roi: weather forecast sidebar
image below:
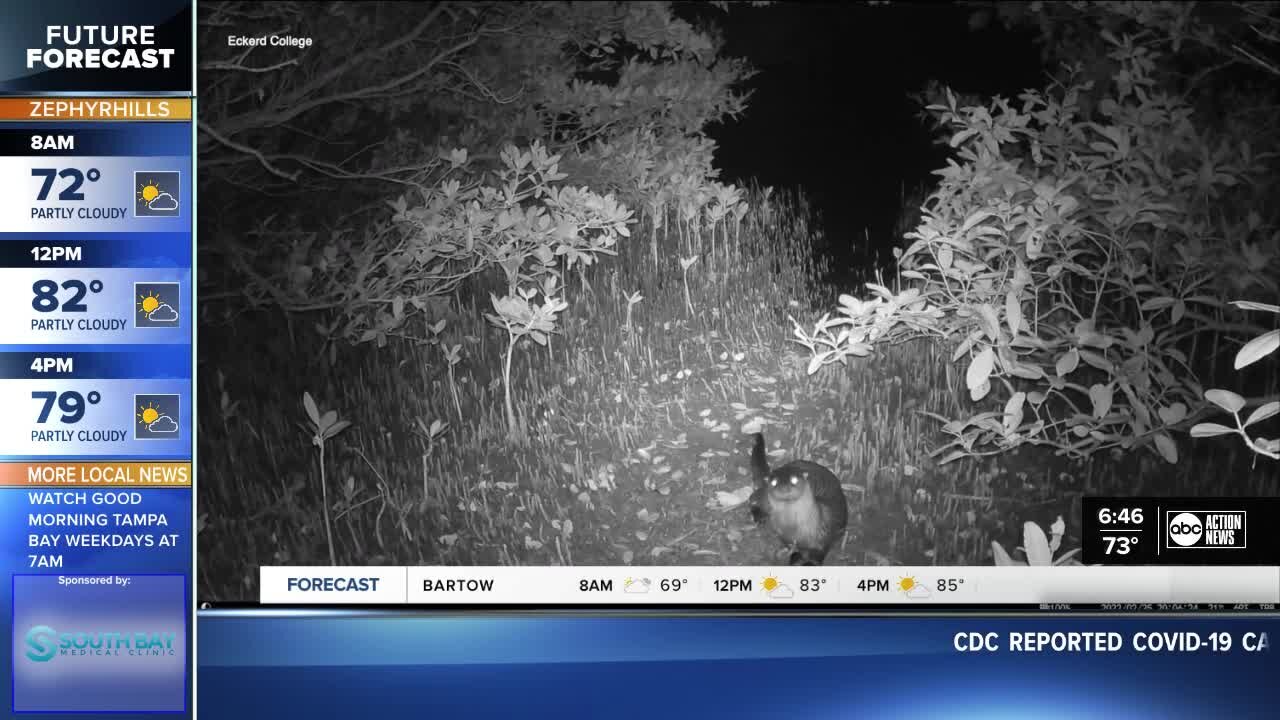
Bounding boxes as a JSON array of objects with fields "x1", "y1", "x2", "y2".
[{"x1": 0, "y1": 2, "x2": 195, "y2": 716}]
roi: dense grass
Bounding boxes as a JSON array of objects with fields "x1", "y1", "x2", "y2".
[{"x1": 198, "y1": 186, "x2": 1278, "y2": 600}]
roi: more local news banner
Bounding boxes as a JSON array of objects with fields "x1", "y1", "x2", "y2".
[{"x1": 0, "y1": 2, "x2": 194, "y2": 715}]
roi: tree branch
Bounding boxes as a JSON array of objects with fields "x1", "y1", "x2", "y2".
[{"x1": 198, "y1": 119, "x2": 301, "y2": 181}]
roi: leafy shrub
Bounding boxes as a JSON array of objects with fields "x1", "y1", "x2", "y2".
[
  {"x1": 1191, "y1": 301, "x2": 1280, "y2": 460},
  {"x1": 992, "y1": 516, "x2": 1081, "y2": 566},
  {"x1": 200, "y1": 1, "x2": 754, "y2": 345},
  {"x1": 799, "y1": 28, "x2": 1278, "y2": 466}
]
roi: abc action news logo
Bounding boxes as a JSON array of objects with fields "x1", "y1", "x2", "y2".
[{"x1": 1166, "y1": 511, "x2": 1247, "y2": 549}]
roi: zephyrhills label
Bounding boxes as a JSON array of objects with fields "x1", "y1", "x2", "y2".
[{"x1": 1166, "y1": 510, "x2": 1247, "y2": 550}]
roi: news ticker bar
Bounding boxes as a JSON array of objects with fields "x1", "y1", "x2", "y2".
[
  {"x1": 1083, "y1": 497, "x2": 1280, "y2": 564},
  {"x1": 260, "y1": 566, "x2": 1280, "y2": 605}
]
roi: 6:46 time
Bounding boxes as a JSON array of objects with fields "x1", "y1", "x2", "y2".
[{"x1": 1097, "y1": 507, "x2": 1144, "y2": 525}]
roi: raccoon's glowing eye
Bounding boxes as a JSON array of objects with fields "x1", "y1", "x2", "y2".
[
  {"x1": 769, "y1": 478, "x2": 777, "y2": 487},
  {"x1": 789, "y1": 476, "x2": 798, "y2": 485}
]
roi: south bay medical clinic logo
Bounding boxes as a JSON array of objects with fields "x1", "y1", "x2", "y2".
[
  {"x1": 23, "y1": 625, "x2": 177, "y2": 663},
  {"x1": 1165, "y1": 511, "x2": 1247, "y2": 549}
]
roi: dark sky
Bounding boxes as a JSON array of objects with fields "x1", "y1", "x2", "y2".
[{"x1": 706, "y1": 2, "x2": 1045, "y2": 266}]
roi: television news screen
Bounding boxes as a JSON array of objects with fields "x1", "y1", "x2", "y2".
[{"x1": 0, "y1": 0, "x2": 1277, "y2": 717}]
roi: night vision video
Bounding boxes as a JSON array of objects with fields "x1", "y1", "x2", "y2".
[{"x1": 196, "y1": 1, "x2": 1280, "y2": 600}]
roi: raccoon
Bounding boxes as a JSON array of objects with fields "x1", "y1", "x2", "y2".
[{"x1": 748, "y1": 432, "x2": 848, "y2": 566}]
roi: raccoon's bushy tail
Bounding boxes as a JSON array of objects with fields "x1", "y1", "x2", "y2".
[{"x1": 750, "y1": 432, "x2": 769, "y2": 484}]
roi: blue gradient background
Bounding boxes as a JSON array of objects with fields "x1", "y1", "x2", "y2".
[
  {"x1": 0, "y1": 348, "x2": 189, "y2": 379},
  {"x1": 0, "y1": 488, "x2": 190, "y2": 717},
  {"x1": 0, "y1": 488, "x2": 191, "y2": 571},
  {"x1": 12, "y1": 574, "x2": 186, "y2": 713},
  {"x1": 0, "y1": 233, "x2": 193, "y2": 268},
  {"x1": 197, "y1": 613, "x2": 1280, "y2": 719},
  {"x1": 0, "y1": 125, "x2": 190, "y2": 156}
]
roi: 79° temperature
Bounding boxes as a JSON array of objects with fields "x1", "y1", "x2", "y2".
[{"x1": 33, "y1": 390, "x2": 101, "y2": 424}]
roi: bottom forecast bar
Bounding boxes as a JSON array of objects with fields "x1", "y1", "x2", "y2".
[{"x1": 257, "y1": 565, "x2": 1280, "y2": 605}]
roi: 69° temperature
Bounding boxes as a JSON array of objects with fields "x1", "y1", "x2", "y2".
[{"x1": 32, "y1": 390, "x2": 101, "y2": 424}]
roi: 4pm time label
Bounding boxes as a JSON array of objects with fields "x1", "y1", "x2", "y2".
[{"x1": 0, "y1": 268, "x2": 188, "y2": 344}]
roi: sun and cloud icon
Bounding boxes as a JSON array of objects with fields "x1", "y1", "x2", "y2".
[
  {"x1": 134, "y1": 171, "x2": 180, "y2": 217},
  {"x1": 762, "y1": 574, "x2": 794, "y2": 600},
  {"x1": 898, "y1": 576, "x2": 931, "y2": 599},
  {"x1": 135, "y1": 394, "x2": 180, "y2": 440},
  {"x1": 623, "y1": 578, "x2": 651, "y2": 594},
  {"x1": 134, "y1": 282, "x2": 181, "y2": 328}
]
